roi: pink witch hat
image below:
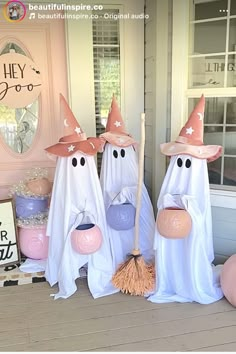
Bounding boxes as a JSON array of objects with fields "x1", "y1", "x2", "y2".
[
  {"x1": 99, "y1": 96, "x2": 137, "y2": 147},
  {"x1": 45, "y1": 94, "x2": 103, "y2": 157},
  {"x1": 161, "y1": 95, "x2": 222, "y2": 162}
]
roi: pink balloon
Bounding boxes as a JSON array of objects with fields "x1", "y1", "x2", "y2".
[{"x1": 220, "y1": 254, "x2": 236, "y2": 307}]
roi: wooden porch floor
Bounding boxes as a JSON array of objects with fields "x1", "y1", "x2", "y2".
[{"x1": 0, "y1": 278, "x2": 236, "y2": 352}]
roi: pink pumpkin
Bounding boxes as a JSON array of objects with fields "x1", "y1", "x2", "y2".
[
  {"x1": 157, "y1": 208, "x2": 192, "y2": 239},
  {"x1": 18, "y1": 225, "x2": 49, "y2": 259},
  {"x1": 71, "y1": 224, "x2": 102, "y2": 255},
  {"x1": 220, "y1": 254, "x2": 236, "y2": 307},
  {"x1": 26, "y1": 178, "x2": 52, "y2": 196}
]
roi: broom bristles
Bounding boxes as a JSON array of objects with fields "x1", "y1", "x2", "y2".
[{"x1": 112, "y1": 254, "x2": 155, "y2": 296}]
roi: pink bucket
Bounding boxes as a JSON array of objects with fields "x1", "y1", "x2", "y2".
[
  {"x1": 156, "y1": 208, "x2": 192, "y2": 239},
  {"x1": 18, "y1": 225, "x2": 49, "y2": 259},
  {"x1": 71, "y1": 223, "x2": 102, "y2": 255}
]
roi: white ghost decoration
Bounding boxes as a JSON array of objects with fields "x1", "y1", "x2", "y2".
[
  {"x1": 148, "y1": 154, "x2": 223, "y2": 304},
  {"x1": 45, "y1": 151, "x2": 119, "y2": 299},
  {"x1": 100, "y1": 143, "x2": 155, "y2": 269}
]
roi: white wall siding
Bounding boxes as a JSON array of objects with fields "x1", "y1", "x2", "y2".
[
  {"x1": 144, "y1": 0, "x2": 156, "y2": 199},
  {"x1": 144, "y1": 0, "x2": 170, "y2": 210},
  {"x1": 212, "y1": 206, "x2": 236, "y2": 264}
]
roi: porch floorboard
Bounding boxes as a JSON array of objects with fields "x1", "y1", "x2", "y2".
[{"x1": 0, "y1": 278, "x2": 235, "y2": 352}]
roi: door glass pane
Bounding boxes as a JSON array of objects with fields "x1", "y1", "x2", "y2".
[
  {"x1": 190, "y1": 20, "x2": 227, "y2": 55},
  {"x1": 0, "y1": 42, "x2": 39, "y2": 154},
  {"x1": 192, "y1": 0, "x2": 228, "y2": 21},
  {"x1": 0, "y1": 100, "x2": 39, "y2": 154}
]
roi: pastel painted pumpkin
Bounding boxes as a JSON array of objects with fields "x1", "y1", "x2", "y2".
[
  {"x1": 156, "y1": 208, "x2": 192, "y2": 239},
  {"x1": 18, "y1": 225, "x2": 49, "y2": 260},
  {"x1": 220, "y1": 254, "x2": 236, "y2": 307},
  {"x1": 106, "y1": 203, "x2": 136, "y2": 231},
  {"x1": 26, "y1": 177, "x2": 52, "y2": 196},
  {"x1": 71, "y1": 224, "x2": 102, "y2": 255}
]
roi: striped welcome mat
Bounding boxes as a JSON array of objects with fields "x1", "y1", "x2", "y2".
[
  {"x1": 0, "y1": 257, "x2": 46, "y2": 287},
  {"x1": 0, "y1": 260, "x2": 87, "y2": 287}
]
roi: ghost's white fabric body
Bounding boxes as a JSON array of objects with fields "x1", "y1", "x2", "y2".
[
  {"x1": 100, "y1": 143, "x2": 155, "y2": 269},
  {"x1": 148, "y1": 154, "x2": 223, "y2": 304},
  {"x1": 45, "y1": 151, "x2": 118, "y2": 299}
]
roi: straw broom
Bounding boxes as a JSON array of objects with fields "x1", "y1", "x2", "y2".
[{"x1": 112, "y1": 113, "x2": 155, "y2": 296}]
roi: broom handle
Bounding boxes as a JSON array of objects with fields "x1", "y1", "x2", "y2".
[{"x1": 133, "y1": 113, "x2": 145, "y2": 252}]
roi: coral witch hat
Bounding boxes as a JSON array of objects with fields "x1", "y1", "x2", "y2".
[
  {"x1": 45, "y1": 94, "x2": 102, "y2": 157},
  {"x1": 100, "y1": 95, "x2": 137, "y2": 147},
  {"x1": 161, "y1": 95, "x2": 222, "y2": 162}
]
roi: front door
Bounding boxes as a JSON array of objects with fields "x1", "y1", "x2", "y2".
[{"x1": 0, "y1": 9, "x2": 68, "y2": 198}]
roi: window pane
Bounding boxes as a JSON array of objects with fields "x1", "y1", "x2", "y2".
[
  {"x1": 204, "y1": 97, "x2": 224, "y2": 127},
  {"x1": 229, "y1": 18, "x2": 236, "y2": 52},
  {"x1": 189, "y1": 97, "x2": 224, "y2": 127},
  {"x1": 208, "y1": 157, "x2": 222, "y2": 185},
  {"x1": 226, "y1": 98, "x2": 236, "y2": 125},
  {"x1": 225, "y1": 127, "x2": 236, "y2": 154},
  {"x1": 231, "y1": 0, "x2": 236, "y2": 15},
  {"x1": 189, "y1": 55, "x2": 225, "y2": 88},
  {"x1": 190, "y1": 20, "x2": 227, "y2": 55},
  {"x1": 192, "y1": 0, "x2": 228, "y2": 21},
  {"x1": 92, "y1": 10, "x2": 120, "y2": 133},
  {"x1": 224, "y1": 157, "x2": 236, "y2": 186},
  {"x1": 188, "y1": 1, "x2": 236, "y2": 189},
  {"x1": 204, "y1": 126, "x2": 223, "y2": 147},
  {"x1": 226, "y1": 54, "x2": 236, "y2": 87},
  {"x1": 92, "y1": 9, "x2": 121, "y2": 173}
]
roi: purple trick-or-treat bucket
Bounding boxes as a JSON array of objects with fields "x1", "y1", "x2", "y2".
[
  {"x1": 71, "y1": 223, "x2": 103, "y2": 255},
  {"x1": 106, "y1": 203, "x2": 136, "y2": 231},
  {"x1": 15, "y1": 194, "x2": 49, "y2": 218}
]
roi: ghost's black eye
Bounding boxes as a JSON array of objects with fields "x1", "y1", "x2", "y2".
[
  {"x1": 121, "y1": 149, "x2": 125, "y2": 158},
  {"x1": 80, "y1": 157, "x2": 85, "y2": 166},
  {"x1": 177, "y1": 158, "x2": 183, "y2": 167},
  {"x1": 185, "y1": 159, "x2": 191, "y2": 168},
  {"x1": 113, "y1": 150, "x2": 118, "y2": 158},
  {"x1": 72, "y1": 158, "x2": 77, "y2": 167}
]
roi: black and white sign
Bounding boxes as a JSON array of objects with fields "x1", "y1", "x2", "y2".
[{"x1": 0, "y1": 199, "x2": 20, "y2": 266}]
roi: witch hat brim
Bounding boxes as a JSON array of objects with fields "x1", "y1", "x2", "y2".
[
  {"x1": 160, "y1": 141, "x2": 222, "y2": 162},
  {"x1": 100, "y1": 131, "x2": 137, "y2": 148},
  {"x1": 45, "y1": 137, "x2": 104, "y2": 157}
]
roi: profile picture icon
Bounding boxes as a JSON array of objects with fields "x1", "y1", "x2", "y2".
[{"x1": 3, "y1": 0, "x2": 26, "y2": 22}]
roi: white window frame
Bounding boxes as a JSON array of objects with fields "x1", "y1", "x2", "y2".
[
  {"x1": 172, "y1": 0, "x2": 236, "y2": 209},
  {"x1": 65, "y1": 0, "x2": 145, "y2": 143}
]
